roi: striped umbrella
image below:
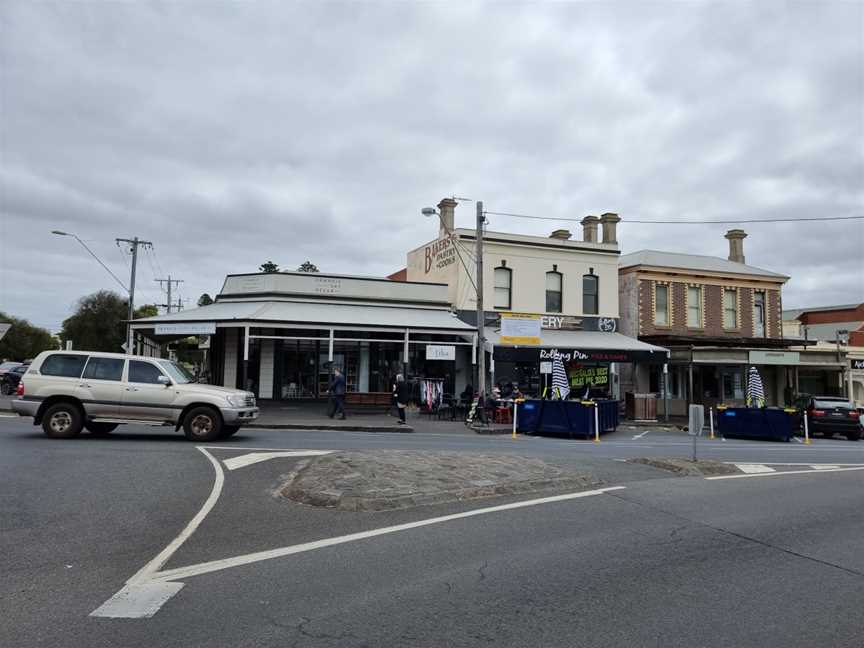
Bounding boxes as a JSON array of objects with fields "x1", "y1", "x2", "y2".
[
  {"x1": 746, "y1": 366, "x2": 765, "y2": 408},
  {"x1": 551, "y1": 356, "x2": 571, "y2": 400}
]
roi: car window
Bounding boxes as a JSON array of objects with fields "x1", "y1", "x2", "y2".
[
  {"x1": 128, "y1": 360, "x2": 166, "y2": 384},
  {"x1": 82, "y1": 357, "x2": 125, "y2": 382},
  {"x1": 158, "y1": 360, "x2": 193, "y2": 384},
  {"x1": 814, "y1": 399, "x2": 852, "y2": 409},
  {"x1": 40, "y1": 354, "x2": 88, "y2": 378},
  {"x1": 0, "y1": 362, "x2": 20, "y2": 371}
]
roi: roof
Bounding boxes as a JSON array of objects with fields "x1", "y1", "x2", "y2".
[
  {"x1": 484, "y1": 328, "x2": 668, "y2": 354},
  {"x1": 619, "y1": 250, "x2": 788, "y2": 280},
  {"x1": 801, "y1": 321, "x2": 864, "y2": 342},
  {"x1": 132, "y1": 300, "x2": 475, "y2": 331},
  {"x1": 783, "y1": 303, "x2": 863, "y2": 320}
]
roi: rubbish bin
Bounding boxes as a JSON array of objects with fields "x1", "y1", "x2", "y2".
[
  {"x1": 717, "y1": 407, "x2": 797, "y2": 442},
  {"x1": 625, "y1": 393, "x2": 657, "y2": 421}
]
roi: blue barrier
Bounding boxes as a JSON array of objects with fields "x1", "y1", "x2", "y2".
[
  {"x1": 716, "y1": 407, "x2": 797, "y2": 442},
  {"x1": 517, "y1": 399, "x2": 619, "y2": 438}
]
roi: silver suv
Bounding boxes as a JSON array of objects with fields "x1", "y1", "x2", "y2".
[{"x1": 11, "y1": 351, "x2": 258, "y2": 441}]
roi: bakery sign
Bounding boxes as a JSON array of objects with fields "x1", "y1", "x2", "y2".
[{"x1": 424, "y1": 235, "x2": 457, "y2": 274}]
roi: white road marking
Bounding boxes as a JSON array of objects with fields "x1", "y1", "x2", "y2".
[
  {"x1": 631, "y1": 431, "x2": 650, "y2": 440},
  {"x1": 152, "y1": 486, "x2": 626, "y2": 584},
  {"x1": 811, "y1": 465, "x2": 840, "y2": 470},
  {"x1": 736, "y1": 464, "x2": 776, "y2": 474},
  {"x1": 223, "y1": 450, "x2": 333, "y2": 471},
  {"x1": 90, "y1": 582, "x2": 185, "y2": 619},
  {"x1": 706, "y1": 466, "x2": 864, "y2": 480},
  {"x1": 0, "y1": 413, "x2": 18, "y2": 418},
  {"x1": 91, "y1": 446, "x2": 225, "y2": 618},
  {"x1": 792, "y1": 436, "x2": 803, "y2": 444}
]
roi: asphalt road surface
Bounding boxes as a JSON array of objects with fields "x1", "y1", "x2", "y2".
[{"x1": 2, "y1": 415, "x2": 863, "y2": 647}]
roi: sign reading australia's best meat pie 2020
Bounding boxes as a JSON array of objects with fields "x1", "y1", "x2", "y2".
[{"x1": 424, "y1": 236, "x2": 457, "y2": 273}]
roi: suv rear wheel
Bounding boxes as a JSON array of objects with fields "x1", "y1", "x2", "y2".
[
  {"x1": 42, "y1": 403, "x2": 84, "y2": 439},
  {"x1": 845, "y1": 428, "x2": 861, "y2": 441},
  {"x1": 183, "y1": 406, "x2": 222, "y2": 442}
]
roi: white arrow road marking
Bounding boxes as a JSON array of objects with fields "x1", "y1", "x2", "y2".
[
  {"x1": 631, "y1": 431, "x2": 650, "y2": 440},
  {"x1": 223, "y1": 450, "x2": 333, "y2": 471},
  {"x1": 91, "y1": 447, "x2": 625, "y2": 620},
  {"x1": 736, "y1": 464, "x2": 776, "y2": 474}
]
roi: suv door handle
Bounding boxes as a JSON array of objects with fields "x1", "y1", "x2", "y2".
[
  {"x1": 125, "y1": 387, "x2": 140, "y2": 392},
  {"x1": 79, "y1": 383, "x2": 92, "y2": 388}
]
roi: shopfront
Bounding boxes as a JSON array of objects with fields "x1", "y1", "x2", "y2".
[
  {"x1": 486, "y1": 329, "x2": 669, "y2": 399},
  {"x1": 132, "y1": 272, "x2": 476, "y2": 400}
]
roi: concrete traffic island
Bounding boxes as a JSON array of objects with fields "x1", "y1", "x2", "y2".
[
  {"x1": 628, "y1": 457, "x2": 743, "y2": 477},
  {"x1": 279, "y1": 450, "x2": 601, "y2": 511}
]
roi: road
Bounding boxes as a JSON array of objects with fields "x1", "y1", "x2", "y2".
[{"x1": 2, "y1": 415, "x2": 863, "y2": 647}]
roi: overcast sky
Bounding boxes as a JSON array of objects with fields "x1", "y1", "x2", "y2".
[{"x1": 1, "y1": 1, "x2": 862, "y2": 332}]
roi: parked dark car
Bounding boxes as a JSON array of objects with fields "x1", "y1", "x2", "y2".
[
  {"x1": 0, "y1": 361, "x2": 22, "y2": 377},
  {"x1": 797, "y1": 396, "x2": 862, "y2": 441},
  {"x1": 0, "y1": 365, "x2": 28, "y2": 395}
]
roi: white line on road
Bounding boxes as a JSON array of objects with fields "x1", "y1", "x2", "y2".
[
  {"x1": 223, "y1": 450, "x2": 333, "y2": 470},
  {"x1": 736, "y1": 464, "x2": 776, "y2": 474},
  {"x1": 706, "y1": 466, "x2": 864, "y2": 480},
  {"x1": 152, "y1": 486, "x2": 626, "y2": 584},
  {"x1": 631, "y1": 431, "x2": 650, "y2": 440}
]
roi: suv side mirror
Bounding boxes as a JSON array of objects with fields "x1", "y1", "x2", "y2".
[{"x1": 157, "y1": 375, "x2": 172, "y2": 387}]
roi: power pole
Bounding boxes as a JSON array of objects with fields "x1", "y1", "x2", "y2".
[
  {"x1": 155, "y1": 275, "x2": 184, "y2": 314},
  {"x1": 476, "y1": 201, "x2": 486, "y2": 405},
  {"x1": 116, "y1": 237, "x2": 152, "y2": 354}
]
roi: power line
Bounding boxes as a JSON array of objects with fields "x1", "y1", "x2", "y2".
[{"x1": 483, "y1": 211, "x2": 864, "y2": 225}]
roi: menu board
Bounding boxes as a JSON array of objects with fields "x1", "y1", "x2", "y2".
[{"x1": 569, "y1": 365, "x2": 609, "y2": 388}]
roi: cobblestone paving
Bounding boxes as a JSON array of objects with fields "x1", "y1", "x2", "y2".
[{"x1": 280, "y1": 450, "x2": 601, "y2": 511}]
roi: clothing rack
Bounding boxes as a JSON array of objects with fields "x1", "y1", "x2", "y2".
[{"x1": 418, "y1": 378, "x2": 445, "y2": 411}]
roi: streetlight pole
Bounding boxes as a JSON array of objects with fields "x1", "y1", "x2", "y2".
[{"x1": 475, "y1": 201, "x2": 486, "y2": 404}]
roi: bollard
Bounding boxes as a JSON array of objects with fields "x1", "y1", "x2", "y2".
[
  {"x1": 512, "y1": 400, "x2": 518, "y2": 439},
  {"x1": 803, "y1": 411, "x2": 811, "y2": 445},
  {"x1": 594, "y1": 402, "x2": 600, "y2": 443},
  {"x1": 688, "y1": 404, "x2": 705, "y2": 461},
  {"x1": 709, "y1": 408, "x2": 715, "y2": 440}
]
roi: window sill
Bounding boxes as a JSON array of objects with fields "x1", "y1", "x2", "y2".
[{"x1": 652, "y1": 324, "x2": 672, "y2": 330}]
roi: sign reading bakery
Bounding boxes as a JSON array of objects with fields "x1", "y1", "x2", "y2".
[{"x1": 424, "y1": 235, "x2": 457, "y2": 273}]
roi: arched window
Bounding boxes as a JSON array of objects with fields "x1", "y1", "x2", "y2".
[
  {"x1": 545, "y1": 270, "x2": 562, "y2": 313},
  {"x1": 583, "y1": 273, "x2": 598, "y2": 315},
  {"x1": 494, "y1": 266, "x2": 512, "y2": 310}
]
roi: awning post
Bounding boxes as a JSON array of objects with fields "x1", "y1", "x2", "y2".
[{"x1": 328, "y1": 328, "x2": 334, "y2": 362}]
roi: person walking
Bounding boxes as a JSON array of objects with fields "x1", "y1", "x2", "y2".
[
  {"x1": 328, "y1": 368, "x2": 347, "y2": 420},
  {"x1": 394, "y1": 374, "x2": 411, "y2": 425}
]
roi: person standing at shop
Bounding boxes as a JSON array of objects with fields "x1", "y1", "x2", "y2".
[
  {"x1": 328, "y1": 368, "x2": 347, "y2": 420},
  {"x1": 395, "y1": 374, "x2": 411, "y2": 425}
]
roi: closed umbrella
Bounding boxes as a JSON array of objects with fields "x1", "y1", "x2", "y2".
[
  {"x1": 551, "y1": 356, "x2": 571, "y2": 400},
  {"x1": 746, "y1": 366, "x2": 765, "y2": 408}
]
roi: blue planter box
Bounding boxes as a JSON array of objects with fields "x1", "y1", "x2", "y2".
[
  {"x1": 717, "y1": 407, "x2": 797, "y2": 442},
  {"x1": 517, "y1": 399, "x2": 619, "y2": 438}
]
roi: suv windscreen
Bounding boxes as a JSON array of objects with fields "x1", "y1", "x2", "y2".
[
  {"x1": 40, "y1": 354, "x2": 88, "y2": 378},
  {"x1": 128, "y1": 361, "x2": 165, "y2": 384},
  {"x1": 82, "y1": 357, "x2": 125, "y2": 381},
  {"x1": 814, "y1": 399, "x2": 852, "y2": 409},
  {"x1": 157, "y1": 361, "x2": 194, "y2": 384}
]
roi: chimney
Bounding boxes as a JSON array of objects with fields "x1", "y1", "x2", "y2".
[
  {"x1": 581, "y1": 215, "x2": 600, "y2": 243},
  {"x1": 600, "y1": 212, "x2": 621, "y2": 244},
  {"x1": 438, "y1": 198, "x2": 457, "y2": 237},
  {"x1": 549, "y1": 229, "x2": 572, "y2": 240},
  {"x1": 725, "y1": 229, "x2": 747, "y2": 263}
]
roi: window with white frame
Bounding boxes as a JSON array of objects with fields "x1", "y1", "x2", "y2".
[
  {"x1": 687, "y1": 286, "x2": 703, "y2": 328},
  {"x1": 494, "y1": 266, "x2": 512, "y2": 310},
  {"x1": 545, "y1": 270, "x2": 562, "y2": 313},
  {"x1": 723, "y1": 288, "x2": 738, "y2": 329},
  {"x1": 582, "y1": 273, "x2": 598, "y2": 315}
]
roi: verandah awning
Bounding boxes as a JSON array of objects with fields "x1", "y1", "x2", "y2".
[{"x1": 486, "y1": 328, "x2": 669, "y2": 364}]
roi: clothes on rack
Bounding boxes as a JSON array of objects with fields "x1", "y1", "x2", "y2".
[{"x1": 419, "y1": 378, "x2": 445, "y2": 410}]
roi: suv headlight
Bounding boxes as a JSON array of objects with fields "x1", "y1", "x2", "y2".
[{"x1": 226, "y1": 394, "x2": 252, "y2": 407}]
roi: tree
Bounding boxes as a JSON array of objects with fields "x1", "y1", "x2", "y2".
[
  {"x1": 135, "y1": 304, "x2": 159, "y2": 318},
  {"x1": 0, "y1": 312, "x2": 57, "y2": 361},
  {"x1": 197, "y1": 293, "x2": 214, "y2": 307},
  {"x1": 297, "y1": 261, "x2": 319, "y2": 272},
  {"x1": 259, "y1": 261, "x2": 279, "y2": 273},
  {"x1": 60, "y1": 290, "x2": 128, "y2": 352}
]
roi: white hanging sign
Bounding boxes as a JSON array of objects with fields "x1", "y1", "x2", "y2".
[{"x1": 426, "y1": 345, "x2": 456, "y2": 361}]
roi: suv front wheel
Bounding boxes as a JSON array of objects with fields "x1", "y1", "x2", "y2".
[
  {"x1": 42, "y1": 403, "x2": 84, "y2": 439},
  {"x1": 183, "y1": 406, "x2": 223, "y2": 442}
]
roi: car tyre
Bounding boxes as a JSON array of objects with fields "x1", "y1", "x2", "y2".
[
  {"x1": 183, "y1": 406, "x2": 222, "y2": 442},
  {"x1": 221, "y1": 425, "x2": 240, "y2": 438},
  {"x1": 845, "y1": 428, "x2": 861, "y2": 441},
  {"x1": 42, "y1": 403, "x2": 84, "y2": 439},
  {"x1": 85, "y1": 422, "x2": 119, "y2": 436},
  {"x1": 822, "y1": 430, "x2": 833, "y2": 439},
  {"x1": 0, "y1": 382, "x2": 12, "y2": 396}
]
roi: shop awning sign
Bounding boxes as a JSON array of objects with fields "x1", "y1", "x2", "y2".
[
  {"x1": 500, "y1": 313, "x2": 541, "y2": 346},
  {"x1": 852, "y1": 359, "x2": 864, "y2": 371},
  {"x1": 748, "y1": 350, "x2": 800, "y2": 365},
  {"x1": 426, "y1": 345, "x2": 455, "y2": 361},
  {"x1": 155, "y1": 323, "x2": 217, "y2": 336}
]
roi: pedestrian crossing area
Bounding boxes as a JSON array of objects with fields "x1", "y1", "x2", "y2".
[{"x1": 708, "y1": 463, "x2": 864, "y2": 480}]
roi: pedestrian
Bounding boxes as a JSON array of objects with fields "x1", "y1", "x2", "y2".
[
  {"x1": 328, "y1": 368, "x2": 347, "y2": 420},
  {"x1": 394, "y1": 373, "x2": 411, "y2": 425}
]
